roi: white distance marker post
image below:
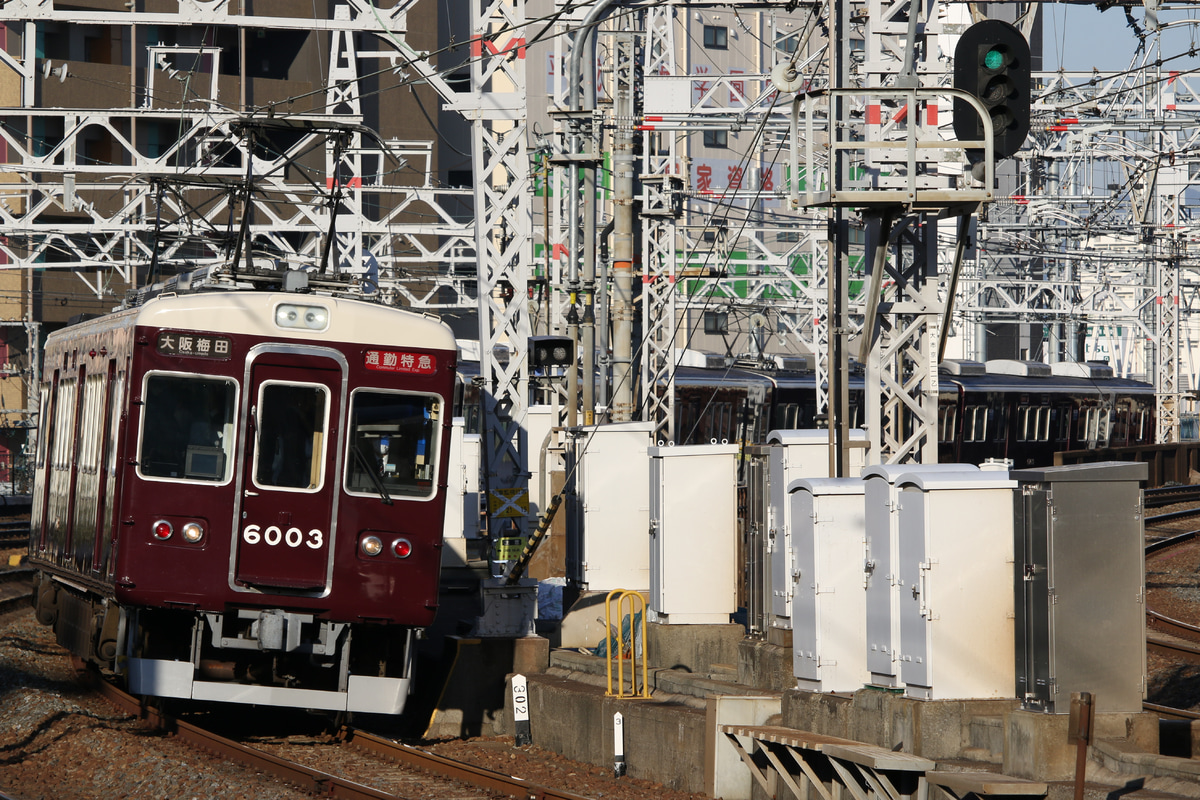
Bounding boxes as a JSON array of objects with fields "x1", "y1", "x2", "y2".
[
  {"x1": 614, "y1": 711, "x2": 626, "y2": 777},
  {"x1": 512, "y1": 673, "x2": 531, "y2": 746}
]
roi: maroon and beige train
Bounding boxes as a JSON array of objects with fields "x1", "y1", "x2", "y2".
[{"x1": 28, "y1": 290, "x2": 457, "y2": 714}]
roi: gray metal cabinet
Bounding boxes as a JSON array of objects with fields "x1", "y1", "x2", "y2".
[{"x1": 1010, "y1": 462, "x2": 1147, "y2": 713}]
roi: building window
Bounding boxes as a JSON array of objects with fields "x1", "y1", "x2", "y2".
[
  {"x1": 704, "y1": 25, "x2": 728, "y2": 49},
  {"x1": 703, "y1": 130, "x2": 728, "y2": 148}
]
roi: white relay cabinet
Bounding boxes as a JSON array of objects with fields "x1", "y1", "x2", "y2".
[
  {"x1": 862, "y1": 463, "x2": 979, "y2": 687},
  {"x1": 566, "y1": 421, "x2": 656, "y2": 593},
  {"x1": 895, "y1": 471, "x2": 1017, "y2": 700},
  {"x1": 789, "y1": 477, "x2": 868, "y2": 692},
  {"x1": 766, "y1": 430, "x2": 866, "y2": 634},
  {"x1": 648, "y1": 443, "x2": 738, "y2": 624}
]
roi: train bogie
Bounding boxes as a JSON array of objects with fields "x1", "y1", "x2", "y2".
[{"x1": 28, "y1": 291, "x2": 457, "y2": 713}]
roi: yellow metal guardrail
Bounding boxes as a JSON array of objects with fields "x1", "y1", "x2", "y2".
[{"x1": 603, "y1": 589, "x2": 650, "y2": 699}]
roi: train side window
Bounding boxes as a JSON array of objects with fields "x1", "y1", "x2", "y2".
[
  {"x1": 849, "y1": 403, "x2": 862, "y2": 429},
  {"x1": 991, "y1": 405, "x2": 1009, "y2": 443},
  {"x1": 139, "y1": 374, "x2": 237, "y2": 483},
  {"x1": 963, "y1": 405, "x2": 987, "y2": 442},
  {"x1": 1110, "y1": 406, "x2": 1128, "y2": 447},
  {"x1": 1016, "y1": 406, "x2": 1032, "y2": 442},
  {"x1": 1096, "y1": 408, "x2": 1111, "y2": 447},
  {"x1": 776, "y1": 403, "x2": 799, "y2": 429},
  {"x1": 78, "y1": 374, "x2": 106, "y2": 475},
  {"x1": 346, "y1": 390, "x2": 441, "y2": 499},
  {"x1": 1015, "y1": 405, "x2": 1049, "y2": 442},
  {"x1": 718, "y1": 402, "x2": 733, "y2": 441},
  {"x1": 937, "y1": 405, "x2": 957, "y2": 443},
  {"x1": 1078, "y1": 406, "x2": 1112, "y2": 448},
  {"x1": 36, "y1": 384, "x2": 51, "y2": 463},
  {"x1": 53, "y1": 377, "x2": 78, "y2": 473},
  {"x1": 678, "y1": 401, "x2": 699, "y2": 444},
  {"x1": 1135, "y1": 409, "x2": 1149, "y2": 442},
  {"x1": 1054, "y1": 406, "x2": 1070, "y2": 442}
]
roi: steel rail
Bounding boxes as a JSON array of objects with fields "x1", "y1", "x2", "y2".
[
  {"x1": 1149, "y1": 610, "x2": 1200, "y2": 643},
  {"x1": 1147, "y1": 632, "x2": 1200, "y2": 666},
  {"x1": 79, "y1": 667, "x2": 408, "y2": 800},
  {"x1": 78, "y1": 661, "x2": 597, "y2": 800},
  {"x1": 1145, "y1": 508, "x2": 1200, "y2": 526},
  {"x1": 1144, "y1": 528, "x2": 1200, "y2": 556},
  {"x1": 1142, "y1": 534, "x2": 1200, "y2": 719},
  {"x1": 336, "y1": 727, "x2": 596, "y2": 800},
  {"x1": 0, "y1": 568, "x2": 33, "y2": 618},
  {"x1": 1145, "y1": 485, "x2": 1200, "y2": 509}
]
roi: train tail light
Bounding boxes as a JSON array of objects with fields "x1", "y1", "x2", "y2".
[
  {"x1": 360, "y1": 534, "x2": 384, "y2": 557},
  {"x1": 391, "y1": 538, "x2": 412, "y2": 558},
  {"x1": 181, "y1": 522, "x2": 205, "y2": 543},
  {"x1": 152, "y1": 520, "x2": 173, "y2": 540}
]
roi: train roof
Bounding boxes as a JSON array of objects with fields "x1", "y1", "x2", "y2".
[
  {"x1": 49, "y1": 291, "x2": 456, "y2": 351},
  {"x1": 940, "y1": 370, "x2": 1155, "y2": 396},
  {"x1": 671, "y1": 364, "x2": 774, "y2": 388}
]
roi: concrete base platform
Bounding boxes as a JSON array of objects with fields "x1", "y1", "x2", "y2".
[
  {"x1": 646, "y1": 621, "x2": 744, "y2": 676},
  {"x1": 420, "y1": 635, "x2": 549, "y2": 740},
  {"x1": 784, "y1": 686, "x2": 1021, "y2": 761},
  {"x1": 1005, "y1": 708, "x2": 1158, "y2": 781},
  {"x1": 426, "y1": 640, "x2": 1200, "y2": 800},
  {"x1": 783, "y1": 687, "x2": 1157, "y2": 781}
]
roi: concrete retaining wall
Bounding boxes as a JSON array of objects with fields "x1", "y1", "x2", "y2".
[{"x1": 522, "y1": 672, "x2": 709, "y2": 793}]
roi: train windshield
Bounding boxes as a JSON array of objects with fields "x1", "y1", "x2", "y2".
[
  {"x1": 345, "y1": 390, "x2": 440, "y2": 499},
  {"x1": 253, "y1": 382, "x2": 329, "y2": 490},
  {"x1": 139, "y1": 374, "x2": 237, "y2": 482}
]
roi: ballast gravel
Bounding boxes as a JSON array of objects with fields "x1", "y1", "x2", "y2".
[
  {"x1": 0, "y1": 602, "x2": 705, "y2": 800},
  {"x1": 0, "y1": 613, "x2": 312, "y2": 800}
]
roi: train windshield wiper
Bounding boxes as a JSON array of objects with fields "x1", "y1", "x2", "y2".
[{"x1": 353, "y1": 444, "x2": 393, "y2": 505}]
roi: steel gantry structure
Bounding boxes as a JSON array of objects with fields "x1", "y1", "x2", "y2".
[{"x1": 0, "y1": 0, "x2": 1196, "y2": 500}]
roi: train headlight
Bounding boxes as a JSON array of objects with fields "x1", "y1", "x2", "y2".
[
  {"x1": 360, "y1": 534, "x2": 384, "y2": 557},
  {"x1": 152, "y1": 520, "x2": 173, "y2": 541},
  {"x1": 391, "y1": 538, "x2": 412, "y2": 559},
  {"x1": 275, "y1": 303, "x2": 330, "y2": 332},
  {"x1": 181, "y1": 522, "x2": 205, "y2": 543}
]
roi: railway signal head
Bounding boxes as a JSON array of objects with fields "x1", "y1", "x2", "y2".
[
  {"x1": 953, "y1": 19, "x2": 1031, "y2": 172},
  {"x1": 528, "y1": 335, "x2": 574, "y2": 368}
]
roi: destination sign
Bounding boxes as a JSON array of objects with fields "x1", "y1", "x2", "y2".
[{"x1": 156, "y1": 331, "x2": 233, "y2": 359}]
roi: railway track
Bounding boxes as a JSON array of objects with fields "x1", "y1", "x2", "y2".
[
  {"x1": 80, "y1": 665, "x2": 595, "y2": 800},
  {"x1": 0, "y1": 566, "x2": 32, "y2": 618},
  {"x1": 1143, "y1": 521, "x2": 1200, "y2": 718},
  {"x1": 1146, "y1": 485, "x2": 1200, "y2": 509},
  {"x1": 0, "y1": 518, "x2": 30, "y2": 548}
]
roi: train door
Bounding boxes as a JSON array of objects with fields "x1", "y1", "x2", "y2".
[{"x1": 233, "y1": 348, "x2": 346, "y2": 592}]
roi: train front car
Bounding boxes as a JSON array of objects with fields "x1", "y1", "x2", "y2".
[{"x1": 28, "y1": 292, "x2": 457, "y2": 714}]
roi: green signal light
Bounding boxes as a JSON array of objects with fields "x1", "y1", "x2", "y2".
[{"x1": 984, "y1": 48, "x2": 1004, "y2": 70}]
